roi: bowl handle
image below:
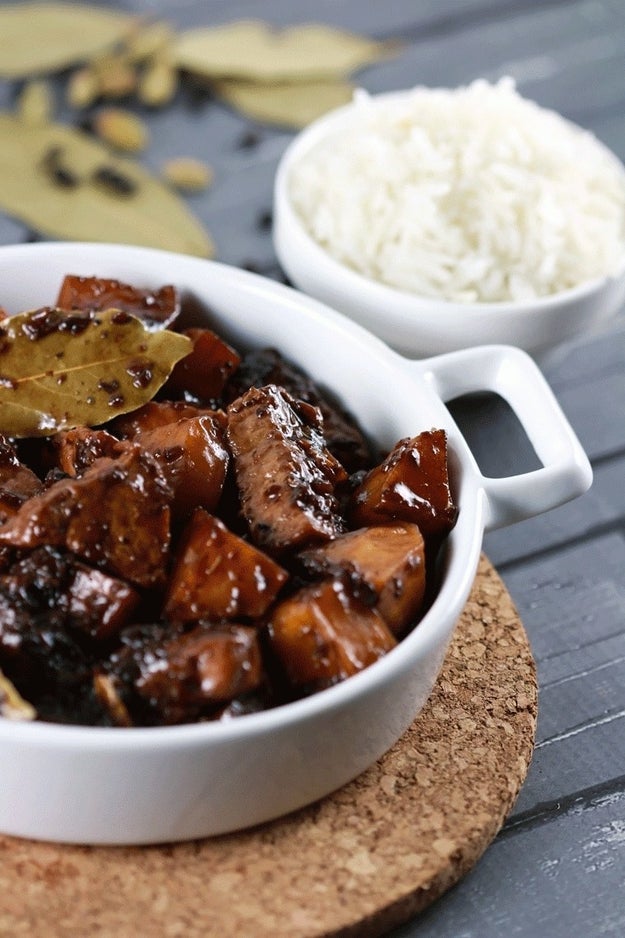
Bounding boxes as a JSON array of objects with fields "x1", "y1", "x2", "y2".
[{"x1": 418, "y1": 345, "x2": 593, "y2": 531}]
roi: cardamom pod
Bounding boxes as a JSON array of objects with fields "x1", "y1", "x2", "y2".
[
  {"x1": 67, "y1": 66, "x2": 100, "y2": 110},
  {"x1": 93, "y1": 107, "x2": 149, "y2": 153},
  {"x1": 94, "y1": 54, "x2": 137, "y2": 99},
  {"x1": 17, "y1": 79, "x2": 53, "y2": 126},
  {"x1": 162, "y1": 157, "x2": 214, "y2": 192},
  {"x1": 127, "y1": 20, "x2": 174, "y2": 62},
  {"x1": 138, "y1": 57, "x2": 178, "y2": 107}
]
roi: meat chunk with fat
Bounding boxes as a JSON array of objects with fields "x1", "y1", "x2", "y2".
[
  {"x1": 0, "y1": 434, "x2": 43, "y2": 523},
  {"x1": 50, "y1": 426, "x2": 126, "y2": 477},
  {"x1": 166, "y1": 509, "x2": 288, "y2": 622},
  {"x1": 110, "y1": 399, "x2": 223, "y2": 438},
  {"x1": 67, "y1": 564, "x2": 140, "y2": 641},
  {"x1": 0, "y1": 447, "x2": 172, "y2": 587},
  {"x1": 164, "y1": 327, "x2": 241, "y2": 403},
  {"x1": 108, "y1": 623, "x2": 264, "y2": 724},
  {"x1": 56, "y1": 275, "x2": 180, "y2": 331},
  {"x1": 224, "y1": 348, "x2": 375, "y2": 472},
  {"x1": 349, "y1": 429, "x2": 457, "y2": 542},
  {"x1": 0, "y1": 545, "x2": 139, "y2": 643},
  {"x1": 299, "y1": 523, "x2": 426, "y2": 635},
  {"x1": 267, "y1": 579, "x2": 396, "y2": 693},
  {"x1": 138, "y1": 414, "x2": 229, "y2": 519},
  {"x1": 0, "y1": 547, "x2": 137, "y2": 723},
  {"x1": 226, "y1": 384, "x2": 347, "y2": 554}
]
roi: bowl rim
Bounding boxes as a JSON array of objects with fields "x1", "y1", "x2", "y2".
[
  {"x1": 0, "y1": 240, "x2": 483, "y2": 749},
  {"x1": 274, "y1": 84, "x2": 625, "y2": 319}
]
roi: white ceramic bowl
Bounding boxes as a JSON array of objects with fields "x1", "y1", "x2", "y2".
[
  {"x1": 273, "y1": 90, "x2": 625, "y2": 361},
  {"x1": 0, "y1": 242, "x2": 592, "y2": 845}
]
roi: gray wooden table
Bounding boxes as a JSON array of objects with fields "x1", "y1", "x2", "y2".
[{"x1": 1, "y1": 1, "x2": 624, "y2": 935}]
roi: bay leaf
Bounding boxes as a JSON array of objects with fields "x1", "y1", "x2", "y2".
[
  {"x1": 0, "y1": 668, "x2": 36, "y2": 720},
  {"x1": 0, "y1": 113, "x2": 214, "y2": 257},
  {"x1": 213, "y1": 78, "x2": 355, "y2": 128},
  {"x1": 0, "y1": 307, "x2": 192, "y2": 438},
  {"x1": 0, "y1": 3, "x2": 137, "y2": 79},
  {"x1": 173, "y1": 20, "x2": 397, "y2": 83}
]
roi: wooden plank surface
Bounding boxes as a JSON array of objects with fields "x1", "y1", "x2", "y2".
[{"x1": 1, "y1": 1, "x2": 624, "y2": 936}]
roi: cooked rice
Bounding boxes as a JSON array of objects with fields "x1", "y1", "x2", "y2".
[{"x1": 288, "y1": 78, "x2": 625, "y2": 302}]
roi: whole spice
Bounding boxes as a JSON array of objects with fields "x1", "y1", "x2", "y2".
[
  {"x1": 93, "y1": 107, "x2": 148, "y2": 153},
  {"x1": 17, "y1": 79, "x2": 53, "y2": 126},
  {"x1": 162, "y1": 157, "x2": 214, "y2": 193},
  {"x1": 94, "y1": 54, "x2": 137, "y2": 100},
  {"x1": 66, "y1": 66, "x2": 99, "y2": 110},
  {"x1": 172, "y1": 20, "x2": 397, "y2": 82},
  {"x1": 0, "y1": 3, "x2": 136, "y2": 79},
  {"x1": 0, "y1": 113, "x2": 214, "y2": 257},
  {"x1": 138, "y1": 57, "x2": 178, "y2": 108},
  {"x1": 127, "y1": 20, "x2": 174, "y2": 62},
  {"x1": 213, "y1": 78, "x2": 355, "y2": 128},
  {"x1": 0, "y1": 669, "x2": 36, "y2": 720},
  {"x1": 0, "y1": 306, "x2": 191, "y2": 437}
]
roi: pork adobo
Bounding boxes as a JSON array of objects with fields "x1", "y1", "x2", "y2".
[{"x1": 0, "y1": 274, "x2": 457, "y2": 726}]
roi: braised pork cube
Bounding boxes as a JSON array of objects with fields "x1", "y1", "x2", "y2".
[
  {"x1": 165, "y1": 509, "x2": 288, "y2": 622},
  {"x1": 0, "y1": 599, "x2": 95, "y2": 722},
  {"x1": 267, "y1": 579, "x2": 396, "y2": 693},
  {"x1": 51, "y1": 426, "x2": 126, "y2": 477},
  {"x1": 164, "y1": 328, "x2": 241, "y2": 403},
  {"x1": 132, "y1": 624, "x2": 263, "y2": 724},
  {"x1": 0, "y1": 548, "x2": 104, "y2": 722},
  {"x1": 350, "y1": 429, "x2": 457, "y2": 543},
  {"x1": 224, "y1": 348, "x2": 374, "y2": 472},
  {"x1": 0, "y1": 447, "x2": 172, "y2": 587},
  {"x1": 0, "y1": 434, "x2": 43, "y2": 523},
  {"x1": 138, "y1": 414, "x2": 229, "y2": 519},
  {"x1": 299, "y1": 523, "x2": 426, "y2": 635},
  {"x1": 110, "y1": 399, "x2": 223, "y2": 438},
  {"x1": 0, "y1": 545, "x2": 139, "y2": 643},
  {"x1": 67, "y1": 564, "x2": 140, "y2": 641},
  {"x1": 56, "y1": 275, "x2": 180, "y2": 331},
  {"x1": 226, "y1": 384, "x2": 347, "y2": 555}
]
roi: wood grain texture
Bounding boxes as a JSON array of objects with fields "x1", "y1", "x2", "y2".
[{"x1": 0, "y1": 558, "x2": 536, "y2": 938}]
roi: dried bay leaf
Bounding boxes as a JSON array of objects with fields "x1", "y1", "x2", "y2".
[
  {"x1": 0, "y1": 668, "x2": 36, "y2": 721},
  {"x1": 214, "y1": 78, "x2": 355, "y2": 129},
  {"x1": 173, "y1": 20, "x2": 397, "y2": 83},
  {"x1": 0, "y1": 3, "x2": 136, "y2": 79},
  {"x1": 0, "y1": 112, "x2": 214, "y2": 258},
  {"x1": 0, "y1": 307, "x2": 192, "y2": 438}
]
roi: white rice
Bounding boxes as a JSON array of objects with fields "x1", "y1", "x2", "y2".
[{"x1": 287, "y1": 78, "x2": 625, "y2": 303}]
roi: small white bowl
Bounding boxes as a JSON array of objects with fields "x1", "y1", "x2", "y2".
[
  {"x1": 0, "y1": 242, "x2": 592, "y2": 845},
  {"x1": 273, "y1": 90, "x2": 625, "y2": 361}
]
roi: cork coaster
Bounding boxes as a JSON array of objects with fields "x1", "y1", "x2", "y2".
[{"x1": 0, "y1": 555, "x2": 537, "y2": 938}]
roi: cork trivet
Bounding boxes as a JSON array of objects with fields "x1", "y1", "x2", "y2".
[{"x1": 0, "y1": 555, "x2": 537, "y2": 938}]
